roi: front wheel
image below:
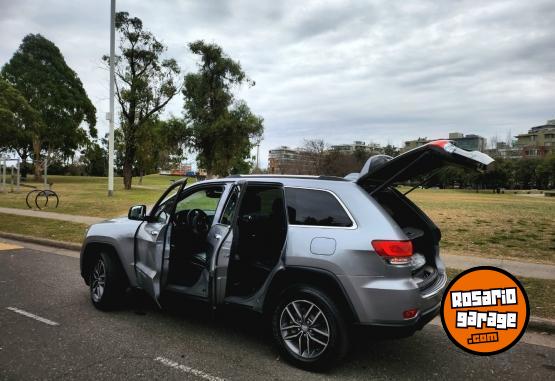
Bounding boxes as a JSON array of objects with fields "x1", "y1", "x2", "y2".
[
  {"x1": 271, "y1": 285, "x2": 350, "y2": 371},
  {"x1": 89, "y1": 252, "x2": 126, "y2": 310}
]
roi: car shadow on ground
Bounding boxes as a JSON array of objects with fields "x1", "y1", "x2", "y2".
[{"x1": 112, "y1": 288, "x2": 447, "y2": 377}]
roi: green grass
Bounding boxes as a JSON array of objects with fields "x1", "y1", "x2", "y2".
[
  {"x1": 0, "y1": 174, "x2": 195, "y2": 218},
  {"x1": 405, "y1": 188, "x2": 555, "y2": 264},
  {"x1": 446, "y1": 268, "x2": 554, "y2": 319},
  {"x1": 0, "y1": 177, "x2": 553, "y2": 264},
  {"x1": 0, "y1": 213, "x2": 87, "y2": 243}
]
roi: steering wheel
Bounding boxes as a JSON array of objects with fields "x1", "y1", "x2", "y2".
[{"x1": 186, "y1": 209, "x2": 209, "y2": 236}]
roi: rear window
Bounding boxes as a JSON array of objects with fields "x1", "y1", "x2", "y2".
[{"x1": 285, "y1": 188, "x2": 353, "y2": 227}]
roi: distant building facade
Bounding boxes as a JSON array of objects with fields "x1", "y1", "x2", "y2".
[
  {"x1": 401, "y1": 138, "x2": 430, "y2": 153},
  {"x1": 449, "y1": 133, "x2": 487, "y2": 152},
  {"x1": 330, "y1": 141, "x2": 381, "y2": 154},
  {"x1": 515, "y1": 120, "x2": 555, "y2": 158},
  {"x1": 268, "y1": 146, "x2": 315, "y2": 174},
  {"x1": 485, "y1": 142, "x2": 521, "y2": 160}
]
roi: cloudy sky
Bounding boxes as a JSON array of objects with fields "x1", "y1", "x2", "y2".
[{"x1": 1, "y1": 0, "x2": 554, "y2": 167}]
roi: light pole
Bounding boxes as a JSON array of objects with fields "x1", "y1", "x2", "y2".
[{"x1": 107, "y1": 0, "x2": 116, "y2": 196}]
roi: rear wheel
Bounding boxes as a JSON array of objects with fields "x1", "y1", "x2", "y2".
[
  {"x1": 271, "y1": 285, "x2": 350, "y2": 371},
  {"x1": 89, "y1": 252, "x2": 126, "y2": 310}
]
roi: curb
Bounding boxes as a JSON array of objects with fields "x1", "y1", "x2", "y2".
[
  {"x1": 0, "y1": 231, "x2": 81, "y2": 251},
  {"x1": 529, "y1": 316, "x2": 555, "y2": 334}
]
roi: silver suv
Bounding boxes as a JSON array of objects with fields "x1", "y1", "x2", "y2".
[{"x1": 80, "y1": 140, "x2": 493, "y2": 370}]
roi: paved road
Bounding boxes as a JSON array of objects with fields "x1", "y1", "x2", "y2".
[{"x1": 0, "y1": 245, "x2": 554, "y2": 380}]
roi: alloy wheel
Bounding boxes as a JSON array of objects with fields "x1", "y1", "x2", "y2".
[
  {"x1": 91, "y1": 258, "x2": 106, "y2": 302},
  {"x1": 279, "y1": 299, "x2": 330, "y2": 359}
]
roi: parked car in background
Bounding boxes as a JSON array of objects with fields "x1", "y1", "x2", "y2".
[{"x1": 80, "y1": 140, "x2": 494, "y2": 370}]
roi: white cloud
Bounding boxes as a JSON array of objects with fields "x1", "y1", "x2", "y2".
[{"x1": 1, "y1": 0, "x2": 554, "y2": 167}]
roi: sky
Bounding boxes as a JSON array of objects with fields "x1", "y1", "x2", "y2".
[{"x1": 1, "y1": 0, "x2": 554, "y2": 167}]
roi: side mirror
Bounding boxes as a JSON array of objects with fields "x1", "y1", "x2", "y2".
[{"x1": 128, "y1": 205, "x2": 147, "y2": 221}]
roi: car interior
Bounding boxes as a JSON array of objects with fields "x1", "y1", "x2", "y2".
[
  {"x1": 165, "y1": 185, "x2": 224, "y2": 287},
  {"x1": 225, "y1": 185, "x2": 288, "y2": 298}
]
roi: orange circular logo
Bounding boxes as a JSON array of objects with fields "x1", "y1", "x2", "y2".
[{"x1": 441, "y1": 266, "x2": 529, "y2": 355}]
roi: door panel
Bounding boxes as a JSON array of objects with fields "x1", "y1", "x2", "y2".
[
  {"x1": 208, "y1": 224, "x2": 232, "y2": 304},
  {"x1": 134, "y1": 179, "x2": 186, "y2": 303},
  {"x1": 135, "y1": 221, "x2": 169, "y2": 304}
]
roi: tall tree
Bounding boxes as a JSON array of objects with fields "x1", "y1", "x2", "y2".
[
  {"x1": 2, "y1": 34, "x2": 96, "y2": 179},
  {"x1": 0, "y1": 78, "x2": 42, "y2": 175},
  {"x1": 183, "y1": 41, "x2": 263, "y2": 177},
  {"x1": 107, "y1": 12, "x2": 181, "y2": 189}
]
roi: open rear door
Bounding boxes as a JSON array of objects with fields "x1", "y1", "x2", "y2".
[{"x1": 357, "y1": 140, "x2": 494, "y2": 192}]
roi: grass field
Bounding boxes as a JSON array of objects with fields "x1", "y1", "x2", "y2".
[
  {"x1": 0, "y1": 175, "x2": 195, "y2": 218},
  {"x1": 406, "y1": 188, "x2": 555, "y2": 264},
  {"x1": 0, "y1": 175, "x2": 554, "y2": 264},
  {"x1": 446, "y1": 268, "x2": 554, "y2": 319},
  {"x1": 0, "y1": 213, "x2": 88, "y2": 243}
]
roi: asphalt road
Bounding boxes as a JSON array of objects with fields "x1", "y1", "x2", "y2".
[{"x1": 0, "y1": 244, "x2": 554, "y2": 380}]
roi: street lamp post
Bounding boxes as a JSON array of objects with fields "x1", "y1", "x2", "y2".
[{"x1": 108, "y1": 0, "x2": 116, "y2": 196}]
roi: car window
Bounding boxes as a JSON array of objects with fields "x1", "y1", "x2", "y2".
[
  {"x1": 239, "y1": 187, "x2": 283, "y2": 218},
  {"x1": 175, "y1": 186, "x2": 223, "y2": 214},
  {"x1": 154, "y1": 188, "x2": 179, "y2": 223},
  {"x1": 285, "y1": 188, "x2": 353, "y2": 227},
  {"x1": 220, "y1": 186, "x2": 240, "y2": 225}
]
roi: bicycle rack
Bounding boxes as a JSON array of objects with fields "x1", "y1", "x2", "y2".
[{"x1": 26, "y1": 189, "x2": 59, "y2": 210}]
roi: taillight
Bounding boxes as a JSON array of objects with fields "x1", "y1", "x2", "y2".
[{"x1": 371, "y1": 240, "x2": 413, "y2": 265}]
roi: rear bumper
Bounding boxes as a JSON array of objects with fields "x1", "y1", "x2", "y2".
[{"x1": 338, "y1": 268, "x2": 447, "y2": 329}]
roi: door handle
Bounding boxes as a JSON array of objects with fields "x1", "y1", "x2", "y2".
[
  {"x1": 151, "y1": 230, "x2": 159, "y2": 236},
  {"x1": 214, "y1": 234, "x2": 222, "y2": 240}
]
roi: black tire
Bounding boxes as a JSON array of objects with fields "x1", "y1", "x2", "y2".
[
  {"x1": 271, "y1": 285, "x2": 350, "y2": 371},
  {"x1": 89, "y1": 251, "x2": 127, "y2": 311}
]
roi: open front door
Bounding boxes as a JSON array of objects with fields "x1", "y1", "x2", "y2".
[
  {"x1": 134, "y1": 179, "x2": 186, "y2": 304},
  {"x1": 208, "y1": 183, "x2": 242, "y2": 305},
  {"x1": 134, "y1": 222, "x2": 171, "y2": 305}
]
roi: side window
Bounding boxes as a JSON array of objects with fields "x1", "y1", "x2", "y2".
[
  {"x1": 220, "y1": 186, "x2": 240, "y2": 225},
  {"x1": 175, "y1": 186, "x2": 223, "y2": 215},
  {"x1": 285, "y1": 188, "x2": 353, "y2": 227},
  {"x1": 153, "y1": 188, "x2": 180, "y2": 223},
  {"x1": 238, "y1": 186, "x2": 284, "y2": 219}
]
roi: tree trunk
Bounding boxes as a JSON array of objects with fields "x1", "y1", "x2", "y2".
[
  {"x1": 123, "y1": 160, "x2": 133, "y2": 190},
  {"x1": 32, "y1": 135, "x2": 42, "y2": 182}
]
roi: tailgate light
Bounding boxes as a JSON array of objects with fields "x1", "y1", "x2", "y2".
[{"x1": 371, "y1": 240, "x2": 413, "y2": 265}]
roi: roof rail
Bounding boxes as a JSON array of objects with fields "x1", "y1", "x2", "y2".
[{"x1": 225, "y1": 174, "x2": 348, "y2": 181}]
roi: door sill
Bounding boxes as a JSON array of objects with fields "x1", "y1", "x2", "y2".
[{"x1": 165, "y1": 283, "x2": 208, "y2": 299}]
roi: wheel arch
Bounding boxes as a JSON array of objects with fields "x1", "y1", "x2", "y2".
[
  {"x1": 81, "y1": 242, "x2": 128, "y2": 286},
  {"x1": 263, "y1": 266, "x2": 359, "y2": 323}
]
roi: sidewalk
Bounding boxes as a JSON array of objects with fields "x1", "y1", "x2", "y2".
[
  {"x1": 1, "y1": 205, "x2": 554, "y2": 280},
  {"x1": 0, "y1": 206, "x2": 104, "y2": 225},
  {"x1": 442, "y1": 253, "x2": 555, "y2": 281}
]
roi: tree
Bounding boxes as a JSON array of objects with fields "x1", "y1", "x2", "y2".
[
  {"x1": 183, "y1": 41, "x2": 263, "y2": 177},
  {"x1": 134, "y1": 116, "x2": 190, "y2": 183},
  {"x1": 107, "y1": 12, "x2": 182, "y2": 189},
  {"x1": 80, "y1": 141, "x2": 108, "y2": 177},
  {"x1": 0, "y1": 78, "x2": 42, "y2": 176},
  {"x1": 303, "y1": 139, "x2": 327, "y2": 175},
  {"x1": 2, "y1": 34, "x2": 96, "y2": 180}
]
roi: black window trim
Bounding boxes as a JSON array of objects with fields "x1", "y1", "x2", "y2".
[{"x1": 284, "y1": 186, "x2": 358, "y2": 230}]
